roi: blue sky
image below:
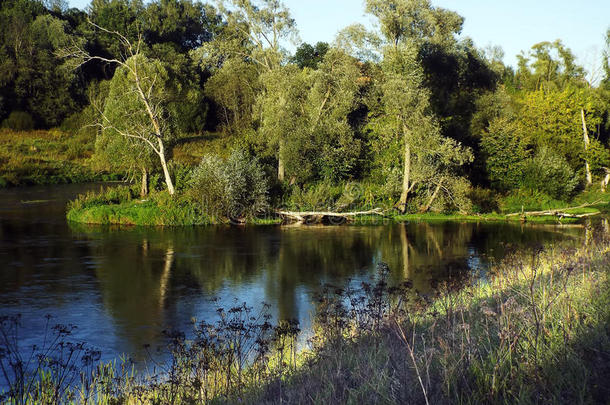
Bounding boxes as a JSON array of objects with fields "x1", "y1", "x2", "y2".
[{"x1": 67, "y1": 0, "x2": 610, "y2": 72}]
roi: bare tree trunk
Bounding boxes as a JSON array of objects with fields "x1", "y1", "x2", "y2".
[
  {"x1": 398, "y1": 131, "x2": 411, "y2": 214},
  {"x1": 278, "y1": 139, "x2": 285, "y2": 182},
  {"x1": 421, "y1": 181, "x2": 442, "y2": 213},
  {"x1": 580, "y1": 108, "x2": 592, "y2": 184},
  {"x1": 602, "y1": 168, "x2": 610, "y2": 192},
  {"x1": 140, "y1": 167, "x2": 149, "y2": 197},
  {"x1": 158, "y1": 139, "x2": 175, "y2": 195}
]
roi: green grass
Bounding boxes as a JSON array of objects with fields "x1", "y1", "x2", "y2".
[
  {"x1": 390, "y1": 211, "x2": 583, "y2": 224},
  {"x1": 248, "y1": 237, "x2": 610, "y2": 404},
  {"x1": 0, "y1": 129, "x2": 122, "y2": 187},
  {"x1": 66, "y1": 186, "x2": 211, "y2": 226}
]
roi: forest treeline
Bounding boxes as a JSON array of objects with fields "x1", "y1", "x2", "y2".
[{"x1": 2, "y1": 0, "x2": 610, "y2": 218}]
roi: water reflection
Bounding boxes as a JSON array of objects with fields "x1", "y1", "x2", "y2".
[{"x1": 0, "y1": 184, "x2": 584, "y2": 363}]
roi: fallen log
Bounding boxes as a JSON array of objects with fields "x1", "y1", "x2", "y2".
[
  {"x1": 276, "y1": 208, "x2": 385, "y2": 224},
  {"x1": 505, "y1": 200, "x2": 603, "y2": 218}
]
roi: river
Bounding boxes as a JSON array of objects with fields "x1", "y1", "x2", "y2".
[{"x1": 0, "y1": 183, "x2": 584, "y2": 366}]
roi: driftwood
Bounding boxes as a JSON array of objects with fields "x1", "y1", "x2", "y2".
[
  {"x1": 276, "y1": 208, "x2": 385, "y2": 224},
  {"x1": 505, "y1": 200, "x2": 602, "y2": 220}
]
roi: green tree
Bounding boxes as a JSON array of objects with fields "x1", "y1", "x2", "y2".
[
  {"x1": 196, "y1": 0, "x2": 297, "y2": 73},
  {"x1": 364, "y1": 0, "x2": 472, "y2": 213},
  {"x1": 257, "y1": 48, "x2": 363, "y2": 183},
  {"x1": 516, "y1": 87, "x2": 604, "y2": 174},
  {"x1": 603, "y1": 28, "x2": 610, "y2": 90},
  {"x1": 194, "y1": 0, "x2": 297, "y2": 178},
  {"x1": 257, "y1": 64, "x2": 309, "y2": 182},
  {"x1": 292, "y1": 41, "x2": 329, "y2": 69},
  {"x1": 204, "y1": 57, "x2": 260, "y2": 134},
  {"x1": 62, "y1": 23, "x2": 181, "y2": 194},
  {"x1": 480, "y1": 117, "x2": 531, "y2": 191},
  {"x1": 515, "y1": 40, "x2": 585, "y2": 91},
  {"x1": 0, "y1": 0, "x2": 82, "y2": 127}
]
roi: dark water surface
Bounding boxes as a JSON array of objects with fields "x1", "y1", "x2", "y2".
[{"x1": 0, "y1": 183, "x2": 584, "y2": 364}]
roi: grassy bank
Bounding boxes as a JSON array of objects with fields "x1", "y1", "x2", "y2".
[
  {"x1": 67, "y1": 205, "x2": 598, "y2": 226},
  {"x1": 66, "y1": 186, "x2": 210, "y2": 226},
  {"x1": 261, "y1": 237, "x2": 610, "y2": 404},
  {"x1": 0, "y1": 129, "x2": 123, "y2": 187},
  {"x1": 2, "y1": 235, "x2": 609, "y2": 404},
  {"x1": 66, "y1": 183, "x2": 610, "y2": 227}
]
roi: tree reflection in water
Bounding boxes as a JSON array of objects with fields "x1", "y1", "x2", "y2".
[{"x1": 61, "y1": 221, "x2": 583, "y2": 358}]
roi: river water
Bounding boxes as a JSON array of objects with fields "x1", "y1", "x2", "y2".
[{"x1": 0, "y1": 183, "x2": 584, "y2": 365}]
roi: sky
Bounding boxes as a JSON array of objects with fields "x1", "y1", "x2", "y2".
[{"x1": 67, "y1": 0, "x2": 610, "y2": 73}]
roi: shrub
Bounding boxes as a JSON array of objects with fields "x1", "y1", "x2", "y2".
[
  {"x1": 520, "y1": 146, "x2": 580, "y2": 200},
  {"x1": 284, "y1": 181, "x2": 386, "y2": 212},
  {"x1": 1, "y1": 111, "x2": 35, "y2": 131},
  {"x1": 168, "y1": 162, "x2": 194, "y2": 193},
  {"x1": 468, "y1": 187, "x2": 499, "y2": 213},
  {"x1": 286, "y1": 181, "x2": 344, "y2": 211},
  {"x1": 499, "y1": 188, "x2": 567, "y2": 213},
  {"x1": 190, "y1": 149, "x2": 269, "y2": 220}
]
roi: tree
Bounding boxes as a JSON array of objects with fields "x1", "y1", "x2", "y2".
[
  {"x1": 143, "y1": 0, "x2": 219, "y2": 52},
  {"x1": 0, "y1": 0, "x2": 83, "y2": 127},
  {"x1": 480, "y1": 117, "x2": 531, "y2": 191},
  {"x1": 62, "y1": 23, "x2": 178, "y2": 194},
  {"x1": 194, "y1": 0, "x2": 298, "y2": 179},
  {"x1": 196, "y1": 0, "x2": 297, "y2": 73},
  {"x1": 516, "y1": 87, "x2": 604, "y2": 175},
  {"x1": 515, "y1": 40, "x2": 585, "y2": 91},
  {"x1": 204, "y1": 57, "x2": 260, "y2": 134},
  {"x1": 257, "y1": 48, "x2": 363, "y2": 184},
  {"x1": 364, "y1": 0, "x2": 472, "y2": 213},
  {"x1": 292, "y1": 41, "x2": 329, "y2": 69},
  {"x1": 257, "y1": 64, "x2": 309, "y2": 182},
  {"x1": 603, "y1": 28, "x2": 610, "y2": 90}
]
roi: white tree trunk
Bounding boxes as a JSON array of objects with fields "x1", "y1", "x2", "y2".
[
  {"x1": 141, "y1": 167, "x2": 149, "y2": 197},
  {"x1": 278, "y1": 139, "x2": 285, "y2": 182},
  {"x1": 158, "y1": 139, "x2": 175, "y2": 195},
  {"x1": 602, "y1": 168, "x2": 610, "y2": 192},
  {"x1": 398, "y1": 131, "x2": 411, "y2": 214},
  {"x1": 582, "y1": 108, "x2": 593, "y2": 185}
]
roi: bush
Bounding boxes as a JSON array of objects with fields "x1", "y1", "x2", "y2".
[
  {"x1": 468, "y1": 187, "x2": 499, "y2": 213},
  {"x1": 520, "y1": 147, "x2": 580, "y2": 200},
  {"x1": 1, "y1": 111, "x2": 35, "y2": 131},
  {"x1": 189, "y1": 149, "x2": 269, "y2": 220},
  {"x1": 499, "y1": 189, "x2": 567, "y2": 213}
]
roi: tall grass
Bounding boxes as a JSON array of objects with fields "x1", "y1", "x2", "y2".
[
  {"x1": 260, "y1": 233, "x2": 610, "y2": 404},
  {"x1": 0, "y1": 129, "x2": 120, "y2": 187},
  {"x1": 67, "y1": 186, "x2": 211, "y2": 226}
]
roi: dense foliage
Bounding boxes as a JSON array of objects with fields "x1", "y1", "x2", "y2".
[{"x1": 1, "y1": 0, "x2": 610, "y2": 218}]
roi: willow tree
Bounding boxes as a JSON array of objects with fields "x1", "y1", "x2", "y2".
[
  {"x1": 257, "y1": 48, "x2": 363, "y2": 184},
  {"x1": 195, "y1": 0, "x2": 297, "y2": 180},
  {"x1": 61, "y1": 23, "x2": 177, "y2": 194},
  {"x1": 364, "y1": 0, "x2": 472, "y2": 213}
]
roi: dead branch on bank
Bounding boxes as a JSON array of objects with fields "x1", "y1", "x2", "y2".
[{"x1": 276, "y1": 208, "x2": 385, "y2": 224}]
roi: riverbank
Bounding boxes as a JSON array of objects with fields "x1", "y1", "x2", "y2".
[
  {"x1": 251, "y1": 236, "x2": 610, "y2": 404},
  {"x1": 66, "y1": 186, "x2": 211, "y2": 226},
  {"x1": 68, "y1": 198, "x2": 604, "y2": 226},
  {"x1": 2, "y1": 234, "x2": 608, "y2": 404},
  {"x1": 65, "y1": 178, "x2": 610, "y2": 226},
  {"x1": 0, "y1": 129, "x2": 124, "y2": 187}
]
